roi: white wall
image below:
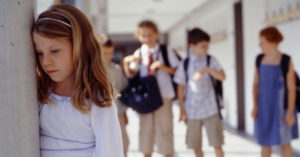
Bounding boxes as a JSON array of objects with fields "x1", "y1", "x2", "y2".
[
  {"x1": 242, "y1": 0, "x2": 266, "y2": 136},
  {"x1": 0, "y1": 0, "x2": 40, "y2": 156},
  {"x1": 168, "y1": 0, "x2": 238, "y2": 128}
]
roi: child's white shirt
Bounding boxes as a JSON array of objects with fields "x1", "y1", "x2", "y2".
[
  {"x1": 39, "y1": 93, "x2": 124, "y2": 157},
  {"x1": 131, "y1": 44, "x2": 179, "y2": 99}
]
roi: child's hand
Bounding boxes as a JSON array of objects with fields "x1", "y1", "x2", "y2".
[
  {"x1": 192, "y1": 71, "x2": 202, "y2": 80},
  {"x1": 179, "y1": 108, "x2": 187, "y2": 123},
  {"x1": 150, "y1": 61, "x2": 162, "y2": 71},
  {"x1": 124, "y1": 55, "x2": 140, "y2": 63},
  {"x1": 285, "y1": 112, "x2": 295, "y2": 126},
  {"x1": 192, "y1": 67, "x2": 211, "y2": 80},
  {"x1": 251, "y1": 107, "x2": 258, "y2": 120}
]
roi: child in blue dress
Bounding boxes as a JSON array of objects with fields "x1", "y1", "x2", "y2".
[
  {"x1": 252, "y1": 26, "x2": 298, "y2": 157},
  {"x1": 33, "y1": 4, "x2": 124, "y2": 157}
]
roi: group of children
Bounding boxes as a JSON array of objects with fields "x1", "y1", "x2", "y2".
[
  {"x1": 121, "y1": 20, "x2": 225, "y2": 157},
  {"x1": 34, "y1": 4, "x2": 298, "y2": 157}
]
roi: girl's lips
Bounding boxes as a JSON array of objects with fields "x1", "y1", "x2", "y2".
[{"x1": 47, "y1": 70, "x2": 59, "y2": 74}]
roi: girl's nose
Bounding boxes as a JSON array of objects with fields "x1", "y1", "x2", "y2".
[{"x1": 43, "y1": 55, "x2": 53, "y2": 66}]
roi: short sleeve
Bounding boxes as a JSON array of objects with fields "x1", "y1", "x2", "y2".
[
  {"x1": 167, "y1": 46, "x2": 180, "y2": 68},
  {"x1": 133, "y1": 49, "x2": 141, "y2": 58},
  {"x1": 210, "y1": 56, "x2": 223, "y2": 71},
  {"x1": 174, "y1": 61, "x2": 186, "y2": 85},
  {"x1": 91, "y1": 103, "x2": 124, "y2": 157}
]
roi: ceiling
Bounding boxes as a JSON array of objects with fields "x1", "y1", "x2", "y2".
[
  {"x1": 107, "y1": 0, "x2": 207, "y2": 34},
  {"x1": 36, "y1": 0, "x2": 208, "y2": 34}
]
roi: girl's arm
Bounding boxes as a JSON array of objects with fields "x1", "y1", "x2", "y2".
[
  {"x1": 91, "y1": 103, "x2": 124, "y2": 157},
  {"x1": 150, "y1": 49, "x2": 179, "y2": 75},
  {"x1": 150, "y1": 62, "x2": 176, "y2": 74},
  {"x1": 123, "y1": 55, "x2": 139, "y2": 77},
  {"x1": 286, "y1": 60, "x2": 296, "y2": 126},
  {"x1": 252, "y1": 70, "x2": 259, "y2": 120}
]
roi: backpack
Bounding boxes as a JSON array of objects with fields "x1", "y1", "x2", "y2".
[
  {"x1": 120, "y1": 48, "x2": 163, "y2": 114},
  {"x1": 256, "y1": 53, "x2": 300, "y2": 112},
  {"x1": 183, "y1": 55, "x2": 224, "y2": 119},
  {"x1": 159, "y1": 45, "x2": 180, "y2": 100},
  {"x1": 120, "y1": 75, "x2": 163, "y2": 114}
]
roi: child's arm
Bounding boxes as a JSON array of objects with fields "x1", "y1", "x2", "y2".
[
  {"x1": 177, "y1": 84, "x2": 185, "y2": 109},
  {"x1": 206, "y1": 68, "x2": 226, "y2": 81},
  {"x1": 91, "y1": 103, "x2": 124, "y2": 157},
  {"x1": 196, "y1": 57, "x2": 225, "y2": 81},
  {"x1": 150, "y1": 61, "x2": 176, "y2": 74},
  {"x1": 150, "y1": 47, "x2": 179, "y2": 75},
  {"x1": 123, "y1": 55, "x2": 139, "y2": 77},
  {"x1": 196, "y1": 67, "x2": 225, "y2": 81},
  {"x1": 286, "y1": 60, "x2": 296, "y2": 126},
  {"x1": 252, "y1": 70, "x2": 259, "y2": 120},
  {"x1": 177, "y1": 84, "x2": 187, "y2": 122}
]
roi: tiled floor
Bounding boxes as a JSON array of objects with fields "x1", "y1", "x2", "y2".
[{"x1": 125, "y1": 104, "x2": 300, "y2": 157}]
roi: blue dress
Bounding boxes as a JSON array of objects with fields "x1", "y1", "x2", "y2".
[{"x1": 255, "y1": 64, "x2": 298, "y2": 146}]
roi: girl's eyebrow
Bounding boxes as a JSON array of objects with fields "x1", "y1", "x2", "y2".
[{"x1": 49, "y1": 44, "x2": 60, "y2": 49}]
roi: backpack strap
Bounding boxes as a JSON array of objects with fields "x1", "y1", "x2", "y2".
[
  {"x1": 183, "y1": 57, "x2": 189, "y2": 82},
  {"x1": 207, "y1": 55, "x2": 211, "y2": 66},
  {"x1": 280, "y1": 54, "x2": 291, "y2": 110},
  {"x1": 255, "y1": 54, "x2": 265, "y2": 71},
  {"x1": 280, "y1": 54, "x2": 290, "y2": 77},
  {"x1": 206, "y1": 55, "x2": 223, "y2": 119},
  {"x1": 160, "y1": 45, "x2": 170, "y2": 67}
]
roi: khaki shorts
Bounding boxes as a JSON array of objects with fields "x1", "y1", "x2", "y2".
[
  {"x1": 139, "y1": 99, "x2": 174, "y2": 155},
  {"x1": 118, "y1": 113, "x2": 129, "y2": 155},
  {"x1": 186, "y1": 114, "x2": 224, "y2": 148}
]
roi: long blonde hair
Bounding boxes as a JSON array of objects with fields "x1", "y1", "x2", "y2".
[{"x1": 33, "y1": 4, "x2": 114, "y2": 112}]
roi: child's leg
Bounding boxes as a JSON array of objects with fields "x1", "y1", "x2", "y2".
[
  {"x1": 261, "y1": 146, "x2": 272, "y2": 157},
  {"x1": 139, "y1": 113, "x2": 154, "y2": 155},
  {"x1": 203, "y1": 114, "x2": 224, "y2": 157},
  {"x1": 154, "y1": 99, "x2": 174, "y2": 157},
  {"x1": 194, "y1": 147, "x2": 204, "y2": 157},
  {"x1": 186, "y1": 119, "x2": 203, "y2": 157},
  {"x1": 214, "y1": 146, "x2": 224, "y2": 157},
  {"x1": 281, "y1": 143, "x2": 292, "y2": 157}
]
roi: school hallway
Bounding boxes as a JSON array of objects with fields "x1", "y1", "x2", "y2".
[
  {"x1": 126, "y1": 104, "x2": 300, "y2": 157},
  {"x1": 1, "y1": 0, "x2": 300, "y2": 156}
]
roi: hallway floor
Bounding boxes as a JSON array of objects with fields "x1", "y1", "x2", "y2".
[{"x1": 125, "y1": 105, "x2": 300, "y2": 157}]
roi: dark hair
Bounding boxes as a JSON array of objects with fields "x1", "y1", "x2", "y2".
[
  {"x1": 188, "y1": 28, "x2": 210, "y2": 44},
  {"x1": 260, "y1": 26, "x2": 283, "y2": 44},
  {"x1": 135, "y1": 20, "x2": 159, "y2": 35}
]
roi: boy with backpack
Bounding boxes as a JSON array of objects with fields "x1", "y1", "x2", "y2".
[{"x1": 174, "y1": 28, "x2": 226, "y2": 157}]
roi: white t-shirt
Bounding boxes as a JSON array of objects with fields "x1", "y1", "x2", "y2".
[{"x1": 39, "y1": 93, "x2": 124, "y2": 157}]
